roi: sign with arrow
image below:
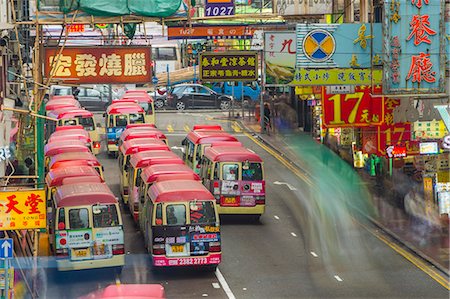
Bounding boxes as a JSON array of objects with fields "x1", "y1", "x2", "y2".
[
  {"x1": 273, "y1": 181, "x2": 297, "y2": 191},
  {"x1": 0, "y1": 239, "x2": 13, "y2": 259}
]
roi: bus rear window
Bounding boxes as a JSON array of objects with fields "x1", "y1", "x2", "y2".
[
  {"x1": 190, "y1": 201, "x2": 216, "y2": 224},
  {"x1": 242, "y1": 162, "x2": 263, "y2": 181},
  {"x1": 93, "y1": 204, "x2": 119, "y2": 227},
  {"x1": 166, "y1": 204, "x2": 186, "y2": 225},
  {"x1": 69, "y1": 208, "x2": 89, "y2": 229},
  {"x1": 129, "y1": 113, "x2": 144, "y2": 124},
  {"x1": 79, "y1": 117, "x2": 94, "y2": 131}
]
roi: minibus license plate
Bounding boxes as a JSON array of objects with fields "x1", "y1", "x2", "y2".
[
  {"x1": 222, "y1": 197, "x2": 237, "y2": 205},
  {"x1": 172, "y1": 245, "x2": 184, "y2": 253},
  {"x1": 74, "y1": 249, "x2": 89, "y2": 258}
]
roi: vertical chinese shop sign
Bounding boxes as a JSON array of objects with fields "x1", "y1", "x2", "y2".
[
  {"x1": 383, "y1": 0, "x2": 445, "y2": 94},
  {"x1": 44, "y1": 47, "x2": 152, "y2": 84},
  {"x1": 0, "y1": 190, "x2": 46, "y2": 230},
  {"x1": 322, "y1": 86, "x2": 384, "y2": 128}
]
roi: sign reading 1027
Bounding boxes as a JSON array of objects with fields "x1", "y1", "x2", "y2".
[{"x1": 205, "y1": 0, "x2": 235, "y2": 17}]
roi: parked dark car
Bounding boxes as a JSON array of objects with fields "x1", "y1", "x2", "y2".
[
  {"x1": 49, "y1": 85, "x2": 114, "y2": 111},
  {"x1": 166, "y1": 84, "x2": 231, "y2": 111}
]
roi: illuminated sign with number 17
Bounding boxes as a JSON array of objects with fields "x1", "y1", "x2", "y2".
[{"x1": 322, "y1": 86, "x2": 384, "y2": 128}]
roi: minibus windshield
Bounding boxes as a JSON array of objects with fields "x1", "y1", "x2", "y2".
[
  {"x1": 129, "y1": 113, "x2": 145, "y2": 124},
  {"x1": 79, "y1": 117, "x2": 95, "y2": 131},
  {"x1": 242, "y1": 162, "x2": 263, "y2": 181},
  {"x1": 189, "y1": 201, "x2": 216, "y2": 224},
  {"x1": 69, "y1": 208, "x2": 89, "y2": 229}
]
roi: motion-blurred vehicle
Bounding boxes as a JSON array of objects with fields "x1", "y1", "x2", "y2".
[{"x1": 166, "y1": 84, "x2": 231, "y2": 111}]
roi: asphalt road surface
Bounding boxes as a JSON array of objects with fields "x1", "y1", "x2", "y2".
[{"x1": 45, "y1": 111, "x2": 449, "y2": 299}]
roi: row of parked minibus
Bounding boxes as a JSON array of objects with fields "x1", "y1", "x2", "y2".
[
  {"x1": 43, "y1": 90, "x2": 155, "y2": 272},
  {"x1": 116, "y1": 124, "x2": 266, "y2": 270}
]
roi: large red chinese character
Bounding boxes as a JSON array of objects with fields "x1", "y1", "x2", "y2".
[
  {"x1": 5, "y1": 195, "x2": 23, "y2": 214},
  {"x1": 25, "y1": 193, "x2": 43, "y2": 214},
  {"x1": 411, "y1": 0, "x2": 428, "y2": 9},
  {"x1": 406, "y1": 52, "x2": 436, "y2": 83},
  {"x1": 280, "y1": 39, "x2": 296, "y2": 54},
  {"x1": 406, "y1": 15, "x2": 436, "y2": 46}
]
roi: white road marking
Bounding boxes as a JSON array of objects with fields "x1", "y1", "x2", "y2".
[
  {"x1": 291, "y1": 232, "x2": 297, "y2": 237},
  {"x1": 273, "y1": 181, "x2": 297, "y2": 191},
  {"x1": 310, "y1": 251, "x2": 318, "y2": 257},
  {"x1": 215, "y1": 268, "x2": 236, "y2": 299},
  {"x1": 243, "y1": 288, "x2": 247, "y2": 291},
  {"x1": 202, "y1": 294, "x2": 208, "y2": 297},
  {"x1": 274, "y1": 215, "x2": 280, "y2": 220},
  {"x1": 334, "y1": 275, "x2": 343, "y2": 282},
  {"x1": 212, "y1": 283, "x2": 221, "y2": 289}
]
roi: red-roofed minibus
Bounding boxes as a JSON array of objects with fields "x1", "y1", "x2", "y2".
[
  {"x1": 118, "y1": 127, "x2": 168, "y2": 149},
  {"x1": 127, "y1": 151, "x2": 184, "y2": 218},
  {"x1": 142, "y1": 180, "x2": 220, "y2": 269},
  {"x1": 182, "y1": 130, "x2": 238, "y2": 174},
  {"x1": 45, "y1": 166, "x2": 104, "y2": 244},
  {"x1": 126, "y1": 123, "x2": 157, "y2": 130},
  {"x1": 201, "y1": 146, "x2": 265, "y2": 219},
  {"x1": 118, "y1": 138, "x2": 170, "y2": 204},
  {"x1": 44, "y1": 139, "x2": 90, "y2": 169},
  {"x1": 49, "y1": 152, "x2": 104, "y2": 180},
  {"x1": 47, "y1": 108, "x2": 100, "y2": 154},
  {"x1": 138, "y1": 164, "x2": 200, "y2": 231},
  {"x1": 192, "y1": 125, "x2": 223, "y2": 131},
  {"x1": 105, "y1": 103, "x2": 145, "y2": 156},
  {"x1": 51, "y1": 182, "x2": 125, "y2": 271},
  {"x1": 79, "y1": 284, "x2": 166, "y2": 299},
  {"x1": 48, "y1": 127, "x2": 95, "y2": 152},
  {"x1": 120, "y1": 93, "x2": 155, "y2": 124}
]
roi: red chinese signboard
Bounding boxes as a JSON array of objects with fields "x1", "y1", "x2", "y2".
[
  {"x1": 386, "y1": 145, "x2": 407, "y2": 158},
  {"x1": 0, "y1": 190, "x2": 46, "y2": 230},
  {"x1": 322, "y1": 86, "x2": 384, "y2": 128},
  {"x1": 66, "y1": 24, "x2": 85, "y2": 33},
  {"x1": 44, "y1": 47, "x2": 152, "y2": 84}
]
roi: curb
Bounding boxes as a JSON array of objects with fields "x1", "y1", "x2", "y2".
[{"x1": 236, "y1": 119, "x2": 449, "y2": 277}]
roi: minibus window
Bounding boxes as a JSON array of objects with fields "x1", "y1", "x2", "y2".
[
  {"x1": 116, "y1": 115, "x2": 128, "y2": 127},
  {"x1": 129, "y1": 113, "x2": 144, "y2": 124},
  {"x1": 242, "y1": 162, "x2": 263, "y2": 181},
  {"x1": 213, "y1": 163, "x2": 219, "y2": 180},
  {"x1": 109, "y1": 115, "x2": 114, "y2": 127},
  {"x1": 58, "y1": 208, "x2": 66, "y2": 230},
  {"x1": 63, "y1": 119, "x2": 77, "y2": 126},
  {"x1": 187, "y1": 141, "x2": 194, "y2": 161},
  {"x1": 79, "y1": 117, "x2": 94, "y2": 131},
  {"x1": 93, "y1": 204, "x2": 119, "y2": 227},
  {"x1": 190, "y1": 201, "x2": 216, "y2": 224},
  {"x1": 222, "y1": 163, "x2": 239, "y2": 181},
  {"x1": 69, "y1": 208, "x2": 89, "y2": 229},
  {"x1": 155, "y1": 203, "x2": 163, "y2": 225},
  {"x1": 166, "y1": 204, "x2": 186, "y2": 226}
]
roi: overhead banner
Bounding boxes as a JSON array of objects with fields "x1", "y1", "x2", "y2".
[
  {"x1": 291, "y1": 68, "x2": 382, "y2": 86},
  {"x1": 296, "y1": 23, "x2": 382, "y2": 69},
  {"x1": 44, "y1": 46, "x2": 152, "y2": 84},
  {"x1": 322, "y1": 86, "x2": 384, "y2": 128},
  {"x1": 168, "y1": 25, "x2": 254, "y2": 40},
  {"x1": 264, "y1": 31, "x2": 296, "y2": 85},
  {"x1": 274, "y1": 0, "x2": 332, "y2": 16},
  {"x1": 383, "y1": 0, "x2": 445, "y2": 94},
  {"x1": 200, "y1": 52, "x2": 258, "y2": 82},
  {"x1": 0, "y1": 190, "x2": 46, "y2": 230}
]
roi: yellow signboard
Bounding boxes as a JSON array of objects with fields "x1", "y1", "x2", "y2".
[
  {"x1": 0, "y1": 190, "x2": 46, "y2": 230},
  {"x1": 291, "y1": 69, "x2": 382, "y2": 86}
]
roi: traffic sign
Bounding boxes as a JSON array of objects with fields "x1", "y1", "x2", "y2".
[
  {"x1": 0, "y1": 239, "x2": 13, "y2": 259},
  {"x1": 152, "y1": 77, "x2": 159, "y2": 85}
]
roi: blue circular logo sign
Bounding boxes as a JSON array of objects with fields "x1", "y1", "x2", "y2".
[{"x1": 302, "y1": 29, "x2": 336, "y2": 63}]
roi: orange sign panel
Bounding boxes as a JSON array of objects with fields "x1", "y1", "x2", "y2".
[
  {"x1": 168, "y1": 25, "x2": 254, "y2": 39},
  {"x1": 44, "y1": 47, "x2": 152, "y2": 84},
  {"x1": 0, "y1": 190, "x2": 46, "y2": 230},
  {"x1": 66, "y1": 24, "x2": 85, "y2": 33}
]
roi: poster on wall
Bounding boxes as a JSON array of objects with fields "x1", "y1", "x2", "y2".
[{"x1": 264, "y1": 32, "x2": 296, "y2": 85}]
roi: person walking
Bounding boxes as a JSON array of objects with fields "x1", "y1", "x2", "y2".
[{"x1": 263, "y1": 103, "x2": 271, "y2": 134}]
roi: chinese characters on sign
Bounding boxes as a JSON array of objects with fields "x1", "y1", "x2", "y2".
[
  {"x1": 264, "y1": 32, "x2": 296, "y2": 85},
  {"x1": 44, "y1": 47, "x2": 151, "y2": 84},
  {"x1": 291, "y1": 69, "x2": 382, "y2": 86},
  {"x1": 322, "y1": 86, "x2": 384, "y2": 128},
  {"x1": 383, "y1": 0, "x2": 443, "y2": 93},
  {"x1": 0, "y1": 190, "x2": 46, "y2": 230},
  {"x1": 200, "y1": 52, "x2": 258, "y2": 82},
  {"x1": 168, "y1": 25, "x2": 254, "y2": 40},
  {"x1": 66, "y1": 24, "x2": 85, "y2": 33}
]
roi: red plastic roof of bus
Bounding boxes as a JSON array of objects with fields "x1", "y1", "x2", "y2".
[
  {"x1": 48, "y1": 108, "x2": 93, "y2": 119},
  {"x1": 210, "y1": 141, "x2": 242, "y2": 147},
  {"x1": 130, "y1": 151, "x2": 183, "y2": 169},
  {"x1": 45, "y1": 99, "x2": 80, "y2": 111},
  {"x1": 112, "y1": 99, "x2": 136, "y2": 105},
  {"x1": 186, "y1": 130, "x2": 238, "y2": 144},
  {"x1": 192, "y1": 125, "x2": 223, "y2": 131},
  {"x1": 204, "y1": 146, "x2": 262, "y2": 162},
  {"x1": 49, "y1": 152, "x2": 99, "y2": 169},
  {"x1": 120, "y1": 138, "x2": 169, "y2": 155},
  {"x1": 55, "y1": 125, "x2": 84, "y2": 131},
  {"x1": 148, "y1": 180, "x2": 214, "y2": 203},
  {"x1": 126, "y1": 123, "x2": 157, "y2": 129},
  {"x1": 141, "y1": 164, "x2": 199, "y2": 184},
  {"x1": 51, "y1": 95, "x2": 75, "y2": 100},
  {"x1": 120, "y1": 128, "x2": 166, "y2": 142},
  {"x1": 44, "y1": 140, "x2": 90, "y2": 157},
  {"x1": 99, "y1": 284, "x2": 165, "y2": 298},
  {"x1": 55, "y1": 182, "x2": 116, "y2": 207},
  {"x1": 106, "y1": 103, "x2": 144, "y2": 114},
  {"x1": 45, "y1": 165, "x2": 102, "y2": 187},
  {"x1": 121, "y1": 95, "x2": 153, "y2": 103},
  {"x1": 61, "y1": 176, "x2": 103, "y2": 185}
]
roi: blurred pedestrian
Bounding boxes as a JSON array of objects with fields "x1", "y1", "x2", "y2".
[{"x1": 263, "y1": 103, "x2": 271, "y2": 133}]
